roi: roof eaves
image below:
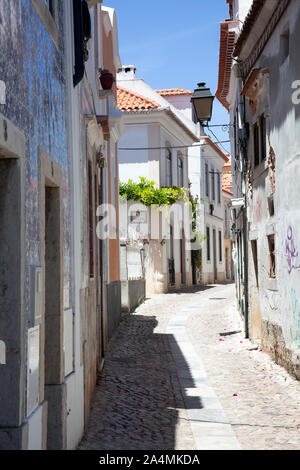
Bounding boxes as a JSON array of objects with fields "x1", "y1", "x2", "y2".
[{"x1": 216, "y1": 20, "x2": 238, "y2": 110}]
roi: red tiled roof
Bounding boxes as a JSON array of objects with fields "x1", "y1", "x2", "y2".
[
  {"x1": 216, "y1": 20, "x2": 237, "y2": 110},
  {"x1": 222, "y1": 154, "x2": 233, "y2": 195},
  {"x1": 117, "y1": 86, "x2": 161, "y2": 111},
  {"x1": 156, "y1": 88, "x2": 193, "y2": 96}
]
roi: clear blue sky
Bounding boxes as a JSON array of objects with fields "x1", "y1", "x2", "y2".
[{"x1": 104, "y1": 0, "x2": 231, "y2": 152}]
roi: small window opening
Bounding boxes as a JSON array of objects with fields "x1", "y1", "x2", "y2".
[
  {"x1": 268, "y1": 195, "x2": 274, "y2": 217},
  {"x1": 251, "y1": 240, "x2": 259, "y2": 287},
  {"x1": 254, "y1": 123, "x2": 259, "y2": 167},
  {"x1": 268, "y1": 234, "x2": 276, "y2": 279},
  {"x1": 280, "y1": 26, "x2": 290, "y2": 64}
]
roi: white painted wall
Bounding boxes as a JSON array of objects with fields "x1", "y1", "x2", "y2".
[
  {"x1": 119, "y1": 124, "x2": 149, "y2": 183},
  {"x1": 232, "y1": 0, "x2": 253, "y2": 22},
  {"x1": 118, "y1": 102, "x2": 194, "y2": 288},
  {"x1": 161, "y1": 94, "x2": 194, "y2": 121}
]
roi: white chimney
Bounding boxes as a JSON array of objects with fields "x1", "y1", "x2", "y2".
[{"x1": 117, "y1": 65, "x2": 136, "y2": 80}]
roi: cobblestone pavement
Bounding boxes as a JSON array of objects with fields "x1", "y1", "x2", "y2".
[
  {"x1": 186, "y1": 283, "x2": 300, "y2": 450},
  {"x1": 79, "y1": 283, "x2": 300, "y2": 450}
]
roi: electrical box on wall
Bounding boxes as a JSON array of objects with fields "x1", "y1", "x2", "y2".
[{"x1": 29, "y1": 266, "x2": 43, "y2": 328}]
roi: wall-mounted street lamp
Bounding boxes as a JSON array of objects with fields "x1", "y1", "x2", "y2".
[{"x1": 191, "y1": 82, "x2": 215, "y2": 127}]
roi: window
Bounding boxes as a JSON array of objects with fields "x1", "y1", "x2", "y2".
[
  {"x1": 206, "y1": 226, "x2": 211, "y2": 261},
  {"x1": 268, "y1": 195, "x2": 274, "y2": 217},
  {"x1": 32, "y1": 0, "x2": 58, "y2": 48},
  {"x1": 217, "y1": 172, "x2": 221, "y2": 204},
  {"x1": 253, "y1": 115, "x2": 267, "y2": 167},
  {"x1": 251, "y1": 240, "x2": 259, "y2": 287},
  {"x1": 219, "y1": 230, "x2": 222, "y2": 262},
  {"x1": 254, "y1": 123, "x2": 260, "y2": 167},
  {"x1": 211, "y1": 167, "x2": 215, "y2": 201},
  {"x1": 205, "y1": 163, "x2": 209, "y2": 197},
  {"x1": 177, "y1": 154, "x2": 183, "y2": 187},
  {"x1": 166, "y1": 149, "x2": 172, "y2": 187},
  {"x1": 73, "y1": 0, "x2": 91, "y2": 86},
  {"x1": 225, "y1": 204, "x2": 230, "y2": 238},
  {"x1": 88, "y1": 161, "x2": 94, "y2": 278},
  {"x1": 233, "y1": 109, "x2": 240, "y2": 162},
  {"x1": 260, "y1": 115, "x2": 266, "y2": 161},
  {"x1": 44, "y1": 0, "x2": 54, "y2": 15},
  {"x1": 268, "y1": 234, "x2": 276, "y2": 279},
  {"x1": 280, "y1": 26, "x2": 290, "y2": 64},
  {"x1": 168, "y1": 225, "x2": 174, "y2": 259}
]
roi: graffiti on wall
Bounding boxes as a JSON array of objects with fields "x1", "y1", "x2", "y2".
[
  {"x1": 286, "y1": 226, "x2": 299, "y2": 275},
  {"x1": 290, "y1": 288, "x2": 300, "y2": 348}
]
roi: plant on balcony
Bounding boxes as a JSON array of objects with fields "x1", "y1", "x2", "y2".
[{"x1": 119, "y1": 177, "x2": 188, "y2": 207}]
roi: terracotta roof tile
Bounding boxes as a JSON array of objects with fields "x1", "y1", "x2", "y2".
[
  {"x1": 117, "y1": 86, "x2": 161, "y2": 111},
  {"x1": 156, "y1": 88, "x2": 193, "y2": 96}
]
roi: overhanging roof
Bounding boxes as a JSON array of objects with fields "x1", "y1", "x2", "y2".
[{"x1": 216, "y1": 20, "x2": 238, "y2": 110}]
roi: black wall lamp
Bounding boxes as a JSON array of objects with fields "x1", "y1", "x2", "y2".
[{"x1": 191, "y1": 82, "x2": 215, "y2": 127}]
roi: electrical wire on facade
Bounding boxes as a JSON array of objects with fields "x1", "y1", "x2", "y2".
[{"x1": 206, "y1": 125, "x2": 230, "y2": 154}]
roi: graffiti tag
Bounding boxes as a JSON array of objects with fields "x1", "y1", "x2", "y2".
[
  {"x1": 290, "y1": 288, "x2": 300, "y2": 348},
  {"x1": 286, "y1": 226, "x2": 298, "y2": 275}
]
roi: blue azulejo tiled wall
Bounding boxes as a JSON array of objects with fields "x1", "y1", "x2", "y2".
[{"x1": 0, "y1": 0, "x2": 72, "y2": 318}]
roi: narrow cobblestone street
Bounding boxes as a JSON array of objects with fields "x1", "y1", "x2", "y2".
[{"x1": 79, "y1": 283, "x2": 300, "y2": 451}]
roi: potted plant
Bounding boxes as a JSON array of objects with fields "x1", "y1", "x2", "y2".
[{"x1": 99, "y1": 69, "x2": 114, "y2": 90}]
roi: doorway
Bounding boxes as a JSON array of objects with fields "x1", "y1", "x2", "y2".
[
  {"x1": 213, "y1": 229, "x2": 217, "y2": 282},
  {"x1": 0, "y1": 158, "x2": 23, "y2": 429},
  {"x1": 180, "y1": 230, "x2": 186, "y2": 285},
  {"x1": 44, "y1": 184, "x2": 65, "y2": 449},
  {"x1": 96, "y1": 166, "x2": 105, "y2": 363},
  {"x1": 225, "y1": 247, "x2": 230, "y2": 280}
]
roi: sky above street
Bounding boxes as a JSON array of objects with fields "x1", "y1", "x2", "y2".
[{"x1": 104, "y1": 0, "x2": 231, "y2": 152}]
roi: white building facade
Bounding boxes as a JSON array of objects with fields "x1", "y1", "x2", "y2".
[
  {"x1": 158, "y1": 89, "x2": 228, "y2": 285},
  {"x1": 117, "y1": 68, "x2": 199, "y2": 294}
]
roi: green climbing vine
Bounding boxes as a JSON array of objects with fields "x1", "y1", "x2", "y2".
[
  {"x1": 119, "y1": 177, "x2": 206, "y2": 270},
  {"x1": 119, "y1": 177, "x2": 188, "y2": 206}
]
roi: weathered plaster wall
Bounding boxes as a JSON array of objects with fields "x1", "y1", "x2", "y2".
[
  {"x1": 0, "y1": 0, "x2": 71, "y2": 305},
  {"x1": 246, "y1": 0, "x2": 300, "y2": 377},
  {"x1": 0, "y1": 0, "x2": 71, "y2": 448}
]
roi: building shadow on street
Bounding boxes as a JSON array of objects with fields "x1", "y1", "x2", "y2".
[
  {"x1": 167, "y1": 281, "x2": 234, "y2": 295},
  {"x1": 78, "y1": 313, "x2": 202, "y2": 450}
]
